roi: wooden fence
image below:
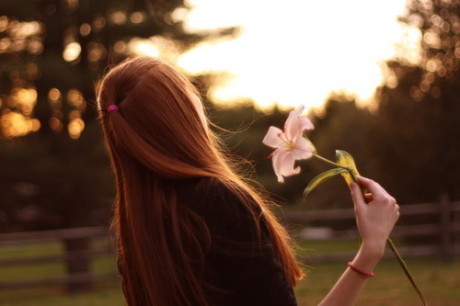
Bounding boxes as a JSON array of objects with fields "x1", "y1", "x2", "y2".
[
  {"x1": 0, "y1": 196, "x2": 458, "y2": 291},
  {"x1": 281, "y1": 195, "x2": 460, "y2": 263},
  {"x1": 0, "y1": 226, "x2": 116, "y2": 291}
]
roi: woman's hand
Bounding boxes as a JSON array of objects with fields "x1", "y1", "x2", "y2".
[
  {"x1": 318, "y1": 176, "x2": 400, "y2": 306},
  {"x1": 350, "y1": 176, "x2": 400, "y2": 258}
]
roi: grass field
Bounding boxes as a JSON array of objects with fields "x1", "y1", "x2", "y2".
[{"x1": 1, "y1": 240, "x2": 459, "y2": 306}]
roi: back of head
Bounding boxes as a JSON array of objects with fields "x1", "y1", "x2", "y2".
[
  {"x1": 98, "y1": 56, "x2": 217, "y2": 179},
  {"x1": 97, "y1": 57, "x2": 304, "y2": 306}
]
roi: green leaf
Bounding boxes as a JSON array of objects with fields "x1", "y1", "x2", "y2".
[
  {"x1": 335, "y1": 150, "x2": 360, "y2": 185},
  {"x1": 303, "y1": 168, "x2": 349, "y2": 199}
]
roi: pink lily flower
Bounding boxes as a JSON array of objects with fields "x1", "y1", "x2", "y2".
[{"x1": 262, "y1": 105, "x2": 315, "y2": 183}]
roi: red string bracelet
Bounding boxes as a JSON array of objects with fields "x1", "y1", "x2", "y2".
[{"x1": 347, "y1": 262, "x2": 375, "y2": 277}]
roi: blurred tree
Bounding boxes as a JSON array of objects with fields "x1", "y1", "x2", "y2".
[
  {"x1": 0, "y1": 0, "x2": 236, "y2": 231},
  {"x1": 372, "y1": 0, "x2": 460, "y2": 203}
]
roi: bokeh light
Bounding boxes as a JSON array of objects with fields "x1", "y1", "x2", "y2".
[
  {"x1": 1, "y1": 110, "x2": 40, "y2": 138},
  {"x1": 63, "y1": 42, "x2": 81, "y2": 62}
]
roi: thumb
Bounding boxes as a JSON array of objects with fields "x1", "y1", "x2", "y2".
[{"x1": 350, "y1": 182, "x2": 366, "y2": 210}]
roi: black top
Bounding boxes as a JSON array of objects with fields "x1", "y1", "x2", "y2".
[{"x1": 179, "y1": 178, "x2": 298, "y2": 306}]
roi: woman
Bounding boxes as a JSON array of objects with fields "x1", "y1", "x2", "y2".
[{"x1": 97, "y1": 56, "x2": 399, "y2": 306}]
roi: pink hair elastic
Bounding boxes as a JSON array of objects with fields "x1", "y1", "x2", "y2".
[{"x1": 106, "y1": 105, "x2": 119, "y2": 112}]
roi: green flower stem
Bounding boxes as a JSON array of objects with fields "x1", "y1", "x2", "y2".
[
  {"x1": 313, "y1": 154, "x2": 364, "y2": 192},
  {"x1": 314, "y1": 154, "x2": 350, "y2": 170},
  {"x1": 387, "y1": 237, "x2": 427, "y2": 306}
]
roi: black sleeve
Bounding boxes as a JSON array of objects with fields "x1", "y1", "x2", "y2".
[{"x1": 190, "y1": 179, "x2": 298, "y2": 306}]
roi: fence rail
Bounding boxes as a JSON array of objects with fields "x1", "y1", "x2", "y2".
[
  {"x1": 0, "y1": 196, "x2": 458, "y2": 290},
  {"x1": 281, "y1": 196, "x2": 460, "y2": 262},
  {"x1": 0, "y1": 226, "x2": 108, "y2": 246},
  {"x1": 281, "y1": 201, "x2": 460, "y2": 222},
  {"x1": 0, "y1": 226, "x2": 116, "y2": 292}
]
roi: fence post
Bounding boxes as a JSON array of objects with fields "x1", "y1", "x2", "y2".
[
  {"x1": 63, "y1": 236, "x2": 92, "y2": 293},
  {"x1": 454, "y1": 200, "x2": 459, "y2": 255},
  {"x1": 439, "y1": 194, "x2": 452, "y2": 262}
]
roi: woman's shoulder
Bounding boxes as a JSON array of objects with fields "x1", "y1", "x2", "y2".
[
  {"x1": 177, "y1": 177, "x2": 262, "y2": 234},
  {"x1": 180, "y1": 177, "x2": 247, "y2": 214}
]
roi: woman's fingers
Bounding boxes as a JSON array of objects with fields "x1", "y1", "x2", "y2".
[
  {"x1": 364, "y1": 193, "x2": 373, "y2": 203},
  {"x1": 350, "y1": 182, "x2": 366, "y2": 209},
  {"x1": 351, "y1": 185, "x2": 372, "y2": 204},
  {"x1": 356, "y1": 176, "x2": 384, "y2": 195},
  {"x1": 358, "y1": 176, "x2": 398, "y2": 207},
  {"x1": 356, "y1": 176, "x2": 391, "y2": 202}
]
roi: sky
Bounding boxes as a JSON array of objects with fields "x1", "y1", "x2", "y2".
[{"x1": 173, "y1": 0, "x2": 421, "y2": 112}]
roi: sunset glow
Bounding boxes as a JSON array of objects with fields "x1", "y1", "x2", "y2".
[{"x1": 177, "y1": 0, "x2": 421, "y2": 111}]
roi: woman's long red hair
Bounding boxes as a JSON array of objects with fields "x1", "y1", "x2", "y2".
[{"x1": 97, "y1": 57, "x2": 304, "y2": 306}]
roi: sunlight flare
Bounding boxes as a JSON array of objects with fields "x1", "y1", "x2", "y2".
[{"x1": 178, "y1": 0, "x2": 421, "y2": 111}]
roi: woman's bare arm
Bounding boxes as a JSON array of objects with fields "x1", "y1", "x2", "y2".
[{"x1": 318, "y1": 176, "x2": 400, "y2": 306}]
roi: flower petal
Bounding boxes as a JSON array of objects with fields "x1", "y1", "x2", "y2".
[
  {"x1": 298, "y1": 117, "x2": 314, "y2": 132},
  {"x1": 279, "y1": 153, "x2": 301, "y2": 177},
  {"x1": 291, "y1": 148, "x2": 314, "y2": 160},
  {"x1": 274, "y1": 150, "x2": 301, "y2": 182},
  {"x1": 262, "y1": 126, "x2": 284, "y2": 148},
  {"x1": 284, "y1": 105, "x2": 305, "y2": 141},
  {"x1": 290, "y1": 137, "x2": 315, "y2": 159},
  {"x1": 272, "y1": 149, "x2": 285, "y2": 183}
]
